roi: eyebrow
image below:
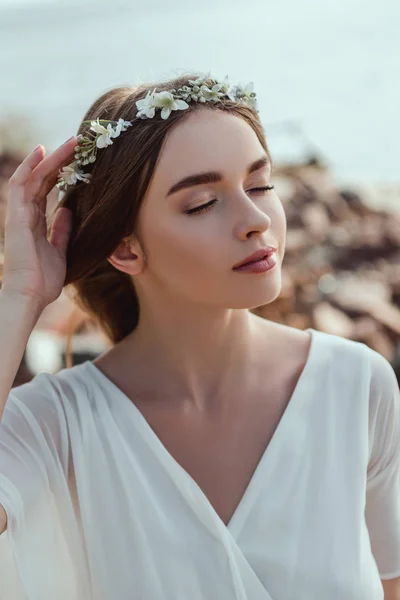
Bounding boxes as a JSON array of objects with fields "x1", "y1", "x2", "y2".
[{"x1": 166, "y1": 154, "x2": 271, "y2": 198}]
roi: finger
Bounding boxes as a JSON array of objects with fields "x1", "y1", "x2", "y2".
[
  {"x1": 28, "y1": 136, "x2": 77, "y2": 200},
  {"x1": 48, "y1": 206, "x2": 73, "y2": 256},
  {"x1": 7, "y1": 145, "x2": 46, "y2": 204},
  {"x1": 36, "y1": 170, "x2": 64, "y2": 215}
]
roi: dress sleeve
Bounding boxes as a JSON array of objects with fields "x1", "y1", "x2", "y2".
[
  {"x1": 0, "y1": 372, "x2": 81, "y2": 599},
  {"x1": 365, "y1": 348, "x2": 400, "y2": 580},
  {"x1": 0, "y1": 372, "x2": 70, "y2": 532}
]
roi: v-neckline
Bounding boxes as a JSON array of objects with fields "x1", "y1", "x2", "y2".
[{"x1": 84, "y1": 327, "x2": 319, "y2": 536}]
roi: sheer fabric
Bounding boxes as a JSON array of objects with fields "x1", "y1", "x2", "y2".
[{"x1": 0, "y1": 328, "x2": 399, "y2": 599}]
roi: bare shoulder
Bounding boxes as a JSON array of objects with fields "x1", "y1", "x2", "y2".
[
  {"x1": 272, "y1": 323, "x2": 313, "y2": 381},
  {"x1": 249, "y1": 318, "x2": 313, "y2": 401},
  {"x1": 252, "y1": 317, "x2": 312, "y2": 365},
  {"x1": 277, "y1": 322, "x2": 312, "y2": 353}
]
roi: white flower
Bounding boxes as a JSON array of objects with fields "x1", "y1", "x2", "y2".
[
  {"x1": 116, "y1": 118, "x2": 132, "y2": 132},
  {"x1": 136, "y1": 89, "x2": 157, "y2": 119},
  {"x1": 199, "y1": 83, "x2": 225, "y2": 101},
  {"x1": 134, "y1": 75, "x2": 258, "y2": 120},
  {"x1": 112, "y1": 122, "x2": 123, "y2": 137},
  {"x1": 57, "y1": 165, "x2": 78, "y2": 186},
  {"x1": 152, "y1": 91, "x2": 189, "y2": 120},
  {"x1": 112, "y1": 118, "x2": 132, "y2": 136},
  {"x1": 235, "y1": 82, "x2": 257, "y2": 109},
  {"x1": 227, "y1": 84, "x2": 238, "y2": 102},
  {"x1": 217, "y1": 75, "x2": 231, "y2": 95},
  {"x1": 57, "y1": 162, "x2": 92, "y2": 186},
  {"x1": 76, "y1": 170, "x2": 92, "y2": 183},
  {"x1": 90, "y1": 119, "x2": 122, "y2": 148}
]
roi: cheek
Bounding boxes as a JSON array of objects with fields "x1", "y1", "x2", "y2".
[
  {"x1": 136, "y1": 197, "x2": 286, "y2": 299},
  {"x1": 139, "y1": 209, "x2": 222, "y2": 282}
]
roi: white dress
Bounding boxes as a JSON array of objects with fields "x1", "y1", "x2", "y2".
[{"x1": 0, "y1": 327, "x2": 399, "y2": 600}]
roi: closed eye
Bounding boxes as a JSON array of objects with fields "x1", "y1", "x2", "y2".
[{"x1": 184, "y1": 185, "x2": 275, "y2": 216}]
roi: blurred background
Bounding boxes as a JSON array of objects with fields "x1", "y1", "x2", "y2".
[{"x1": 0, "y1": 0, "x2": 399, "y2": 385}]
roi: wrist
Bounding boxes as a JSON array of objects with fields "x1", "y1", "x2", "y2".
[{"x1": 0, "y1": 289, "x2": 44, "y2": 321}]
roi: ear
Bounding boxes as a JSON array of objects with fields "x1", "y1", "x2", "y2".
[{"x1": 107, "y1": 235, "x2": 146, "y2": 276}]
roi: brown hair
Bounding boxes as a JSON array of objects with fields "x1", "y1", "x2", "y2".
[{"x1": 55, "y1": 72, "x2": 271, "y2": 367}]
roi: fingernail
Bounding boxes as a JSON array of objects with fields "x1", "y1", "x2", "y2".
[
  {"x1": 64, "y1": 136, "x2": 75, "y2": 144},
  {"x1": 32, "y1": 144, "x2": 41, "y2": 153}
]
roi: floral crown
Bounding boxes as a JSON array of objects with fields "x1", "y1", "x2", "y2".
[{"x1": 56, "y1": 73, "x2": 257, "y2": 201}]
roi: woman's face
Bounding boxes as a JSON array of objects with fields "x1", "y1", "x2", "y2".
[{"x1": 132, "y1": 109, "x2": 287, "y2": 310}]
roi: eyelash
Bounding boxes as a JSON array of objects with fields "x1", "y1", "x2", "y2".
[{"x1": 184, "y1": 185, "x2": 275, "y2": 216}]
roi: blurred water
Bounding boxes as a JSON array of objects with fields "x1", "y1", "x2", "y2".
[{"x1": 0, "y1": 0, "x2": 399, "y2": 187}]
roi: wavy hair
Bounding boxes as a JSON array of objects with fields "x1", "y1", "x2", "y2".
[{"x1": 54, "y1": 73, "x2": 271, "y2": 366}]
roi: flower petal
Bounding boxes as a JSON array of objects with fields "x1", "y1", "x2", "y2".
[
  {"x1": 154, "y1": 91, "x2": 174, "y2": 107},
  {"x1": 161, "y1": 106, "x2": 171, "y2": 119},
  {"x1": 146, "y1": 106, "x2": 156, "y2": 118},
  {"x1": 90, "y1": 120, "x2": 108, "y2": 135},
  {"x1": 117, "y1": 118, "x2": 131, "y2": 131},
  {"x1": 174, "y1": 99, "x2": 189, "y2": 110},
  {"x1": 110, "y1": 123, "x2": 122, "y2": 137},
  {"x1": 97, "y1": 135, "x2": 113, "y2": 149},
  {"x1": 76, "y1": 172, "x2": 92, "y2": 183}
]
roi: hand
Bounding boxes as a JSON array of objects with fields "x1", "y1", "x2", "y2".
[{"x1": 2, "y1": 137, "x2": 77, "y2": 311}]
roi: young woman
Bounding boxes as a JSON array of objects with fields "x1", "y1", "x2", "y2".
[{"x1": 0, "y1": 73, "x2": 399, "y2": 600}]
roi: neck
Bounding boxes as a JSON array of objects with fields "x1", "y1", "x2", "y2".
[{"x1": 120, "y1": 302, "x2": 270, "y2": 412}]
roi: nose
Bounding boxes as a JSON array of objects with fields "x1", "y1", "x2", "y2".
[{"x1": 233, "y1": 194, "x2": 272, "y2": 241}]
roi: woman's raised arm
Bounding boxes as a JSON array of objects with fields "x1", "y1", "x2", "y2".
[
  {"x1": 0, "y1": 137, "x2": 76, "y2": 419},
  {"x1": 0, "y1": 137, "x2": 77, "y2": 533}
]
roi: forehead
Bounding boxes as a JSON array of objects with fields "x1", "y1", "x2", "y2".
[{"x1": 153, "y1": 110, "x2": 265, "y2": 185}]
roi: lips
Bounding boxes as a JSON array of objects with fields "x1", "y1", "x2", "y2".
[{"x1": 233, "y1": 247, "x2": 277, "y2": 270}]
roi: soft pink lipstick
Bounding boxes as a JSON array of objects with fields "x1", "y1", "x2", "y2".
[{"x1": 232, "y1": 247, "x2": 277, "y2": 274}]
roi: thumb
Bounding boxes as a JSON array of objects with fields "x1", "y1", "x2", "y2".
[{"x1": 48, "y1": 207, "x2": 73, "y2": 256}]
